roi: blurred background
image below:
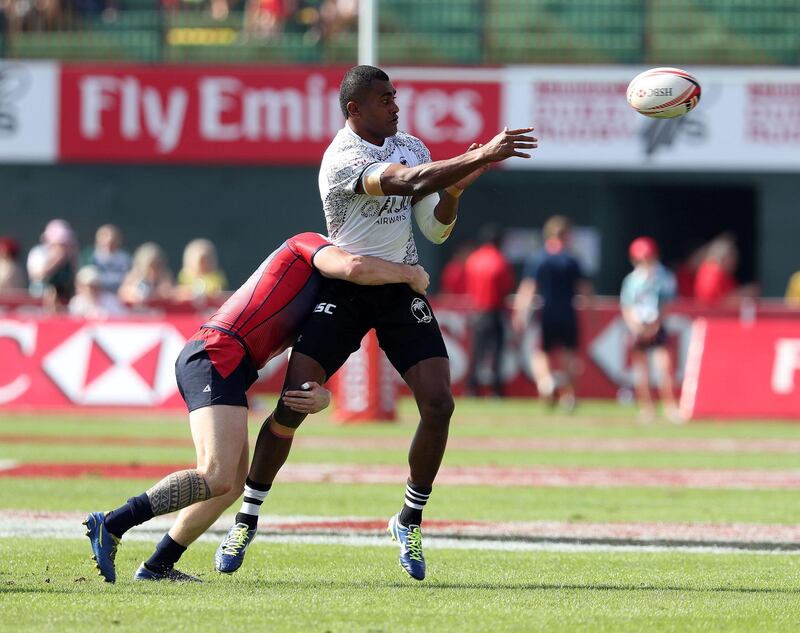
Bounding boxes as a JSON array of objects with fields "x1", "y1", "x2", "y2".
[{"x1": 0, "y1": 0, "x2": 798, "y2": 417}]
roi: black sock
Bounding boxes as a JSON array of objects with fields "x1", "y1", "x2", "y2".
[
  {"x1": 144, "y1": 534, "x2": 187, "y2": 572},
  {"x1": 104, "y1": 493, "x2": 154, "y2": 538},
  {"x1": 235, "y1": 478, "x2": 271, "y2": 530},
  {"x1": 398, "y1": 480, "x2": 432, "y2": 527}
]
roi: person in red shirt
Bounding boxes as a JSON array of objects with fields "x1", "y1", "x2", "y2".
[
  {"x1": 84, "y1": 232, "x2": 429, "y2": 583},
  {"x1": 439, "y1": 240, "x2": 475, "y2": 296},
  {"x1": 464, "y1": 225, "x2": 515, "y2": 396},
  {"x1": 694, "y1": 236, "x2": 739, "y2": 305}
]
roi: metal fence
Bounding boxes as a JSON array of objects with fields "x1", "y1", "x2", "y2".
[{"x1": 0, "y1": 0, "x2": 798, "y2": 65}]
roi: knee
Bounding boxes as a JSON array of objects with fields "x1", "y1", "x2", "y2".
[
  {"x1": 419, "y1": 392, "x2": 455, "y2": 427},
  {"x1": 199, "y1": 463, "x2": 238, "y2": 497}
]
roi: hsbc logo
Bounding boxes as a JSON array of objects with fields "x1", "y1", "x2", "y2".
[{"x1": 42, "y1": 323, "x2": 186, "y2": 406}]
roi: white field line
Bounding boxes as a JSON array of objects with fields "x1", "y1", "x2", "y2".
[{"x1": 2, "y1": 511, "x2": 800, "y2": 556}]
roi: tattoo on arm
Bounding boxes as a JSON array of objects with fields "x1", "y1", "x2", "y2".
[{"x1": 146, "y1": 469, "x2": 211, "y2": 516}]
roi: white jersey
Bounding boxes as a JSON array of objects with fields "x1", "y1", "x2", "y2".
[{"x1": 318, "y1": 123, "x2": 432, "y2": 265}]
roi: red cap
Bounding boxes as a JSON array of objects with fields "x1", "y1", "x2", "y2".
[
  {"x1": 0, "y1": 236, "x2": 19, "y2": 258},
  {"x1": 629, "y1": 236, "x2": 659, "y2": 261}
]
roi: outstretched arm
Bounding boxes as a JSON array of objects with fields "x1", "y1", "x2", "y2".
[
  {"x1": 313, "y1": 245, "x2": 429, "y2": 295},
  {"x1": 360, "y1": 127, "x2": 537, "y2": 198}
]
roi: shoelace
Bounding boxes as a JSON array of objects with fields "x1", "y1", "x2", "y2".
[
  {"x1": 220, "y1": 524, "x2": 250, "y2": 556},
  {"x1": 406, "y1": 527, "x2": 423, "y2": 562}
]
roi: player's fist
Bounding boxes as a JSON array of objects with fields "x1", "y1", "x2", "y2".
[{"x1": 481, "y1": 127, "x2": 538, "y2": 162}]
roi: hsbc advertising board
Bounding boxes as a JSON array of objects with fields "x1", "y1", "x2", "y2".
[
  {"x1": 2, "y1": 303, "x2": 790, "y2": 417},
  {"x1": 58, "y1": 65, "x2": 500, "y2": 163},
  {"x1": 680, "y1": 319, "x2": 800, "y2": 420}
]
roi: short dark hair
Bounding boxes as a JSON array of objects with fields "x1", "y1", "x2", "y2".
[{"x1": 339, "y1": 65, "x2": 390, "y2": 118}]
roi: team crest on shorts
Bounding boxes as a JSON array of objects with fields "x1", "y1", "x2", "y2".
[{"x1": 411, "y1": 298, "x2": 432, "y2": 324}]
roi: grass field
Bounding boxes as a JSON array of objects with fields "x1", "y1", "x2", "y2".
[{"x1": 2, "y1": 398, "x2": 800, "y2": 632}]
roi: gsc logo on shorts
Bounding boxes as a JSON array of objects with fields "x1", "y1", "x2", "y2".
[
  {"x1": 314, "y1": 302, "x2": 336, "y2": 315},
  {"x1": 411, "y1": 298, "x2": 432, "y2": 324}
]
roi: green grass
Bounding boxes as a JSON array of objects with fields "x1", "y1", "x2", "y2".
[
  {"x1": 3, "y1": 399, "x2": 800, "y2": 631},
  {"x1": 2, "y1": 540, "x2": 800, "y2": 633}
]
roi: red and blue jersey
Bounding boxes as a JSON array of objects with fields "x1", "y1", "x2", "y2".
[{"x1": 200, "y1": 232, "x2": 332, "y2": 370}]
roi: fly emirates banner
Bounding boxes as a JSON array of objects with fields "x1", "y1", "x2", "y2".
[{"x1": 0, "y1": 62, "x2": 797, "y2": 170}]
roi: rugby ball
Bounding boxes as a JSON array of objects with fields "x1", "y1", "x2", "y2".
[{"x1": 626, "y1": 67, "x2": 701, "y2": 119}]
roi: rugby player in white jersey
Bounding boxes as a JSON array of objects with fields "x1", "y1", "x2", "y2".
[{"x1": 216, "y1": 65, "x2": 537, "y2": 580}]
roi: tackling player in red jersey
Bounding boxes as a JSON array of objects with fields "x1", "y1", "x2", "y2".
[{"x1": 83, "y1": 232, "x2": 429, "y2": 582}]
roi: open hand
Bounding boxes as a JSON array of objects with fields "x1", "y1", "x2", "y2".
[
  {"x1": 481, "y1": 127, "x2": 538, "y2": 162},
  {"x1": 282, "y1": 381, "x2": 331, "y2": 414}
]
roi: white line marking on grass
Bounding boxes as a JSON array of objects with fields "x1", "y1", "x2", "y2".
[{"x1": 3, "y1": 511, "x2": 800, "y2": 556}]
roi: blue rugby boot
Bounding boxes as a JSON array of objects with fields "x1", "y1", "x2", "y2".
[
  {"x1": 387, "y1": 513, "x2": 425, "y2": 580},
  {"x1": 134, "y1": 563, "x2": 201, "y2": 582},
  {"x1": 215, "y1": 522, "x2": 257, "y2": 574},
  {"x1": 83, "y1": 512, "x2": 120, "y2": 583}
]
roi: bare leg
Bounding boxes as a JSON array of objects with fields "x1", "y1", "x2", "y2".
[
  {"x1": 632, "y1": 350, "x2": 655, "y2": 422},
  {"x1": 531, "y1": 349, "x2": 556, "y2": 403},
  {"x1": 247, "y1": 352, "x2": 327, "y2": 486},
  {"x1": 168, "y1": 438, "x2": 249, "y2": 546},
  {"x1": 103, "y1": 405, "x2": 248, "y2": 539},
  {"x1": 652, "y1": 347, "x2": 681, "y2": 422},
  {"x1": 559, "y1": 348, "x2": 580, "y2": 410},
  {"x1": 403, "y1": 357, "x2": 454, "y2": 488}
]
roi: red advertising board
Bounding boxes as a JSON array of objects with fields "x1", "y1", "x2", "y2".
[
  {"x1": 1, "y1": 305, "x2": 797, "y2": 416},
  {"x1": 59, "y1": 65, "x2": 501, "y2": 164},
  {"x1": 680, "y1": 319, "x2": 800, "y2": 420}
]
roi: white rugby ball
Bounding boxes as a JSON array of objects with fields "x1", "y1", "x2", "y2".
[{"x1": 626, "y1": 67, "x2": 701, "y2": 119}]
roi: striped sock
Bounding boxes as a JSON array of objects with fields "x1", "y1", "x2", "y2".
[
  {"x1": 234, "y1": 479, "x2": 271, "y2": 530},
  {"x1": 398, "y1": 480, "x2": 432, "y2": 527}
]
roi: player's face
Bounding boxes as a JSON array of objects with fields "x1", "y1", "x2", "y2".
[{"x1": 357, "y1": 79, "x2": 399, "y2": 140}]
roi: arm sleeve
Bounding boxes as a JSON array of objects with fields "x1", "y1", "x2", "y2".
[
  {"x1": 287, "y1": 232, "x2": 334, "y2": 268},
  {"x1": 412, "y1": 193, "x2": 455, "y2": 244}
]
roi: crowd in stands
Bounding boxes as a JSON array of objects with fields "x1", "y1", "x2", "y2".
[
  {"x1": 0, "y1": 219, "x2": 228, "y2": 315},
  {"x1": 0, "y1": 0, "x2": 358, "y2": 42}
]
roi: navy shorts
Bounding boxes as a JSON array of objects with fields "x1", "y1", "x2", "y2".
[
  {"x1": 540, "y1": 321, "x2": 579, "y2": 352},
  {"x1": 633, "y1": 326, "x2": 669, "y2": 351},
  {"x1": 175, "y1": 328, "x2": 259, "y2": 412},
  {"x1": 293, "y1": 280, "x2": 449, "y2": 379}
]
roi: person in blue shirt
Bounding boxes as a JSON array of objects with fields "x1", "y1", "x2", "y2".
[
  {"x1": 513, "y1": 215, "x2": 591, "y2": 410},
  {"x1": 620, "y1": 236, "x2": 682, "y2": 423}
]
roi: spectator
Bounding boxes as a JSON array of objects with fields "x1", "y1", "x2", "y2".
[
  {"x1": 512, "y1": 215, "x2": 591, "y2": 411},
  {"x1": 118, "y1": 242, "x2": 175, "y2": 306},
  {"x1": 464, "y1": 225, "x2": 514, "y2": 397},
  {"x1": 693, "y1": 235, "x2": 741, "y2": 306},
  {"x1": 439, "y1": 239, "x2": 474, "y2": 296},
  {"x1": 318, "y1": 0, "x2": 356, "y2": 41},
  {"x1": 620, "y1": 237, "x2": 681, "y2": 424},
  {"x1": 177, "y1": 238, "x2": 227, "y2": 300},
  {"x1": 69, "y1": 265, "x2": 126, "y2": 319},
  {"x1": 243, "y1": 0, "x2": 292, "y2": 38},
  {"x1": 87, "y1": 224, "x2": 132, "y2": 295},
  {"x1": 785, "y1": 270, "x2": 800, "y2": 306},
  {"x1": 27, "y1": 219, "x2": 79, "y2": 310},
  {"x1": 0, "y1": 236, "x2": 25, "y2": 293}
]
